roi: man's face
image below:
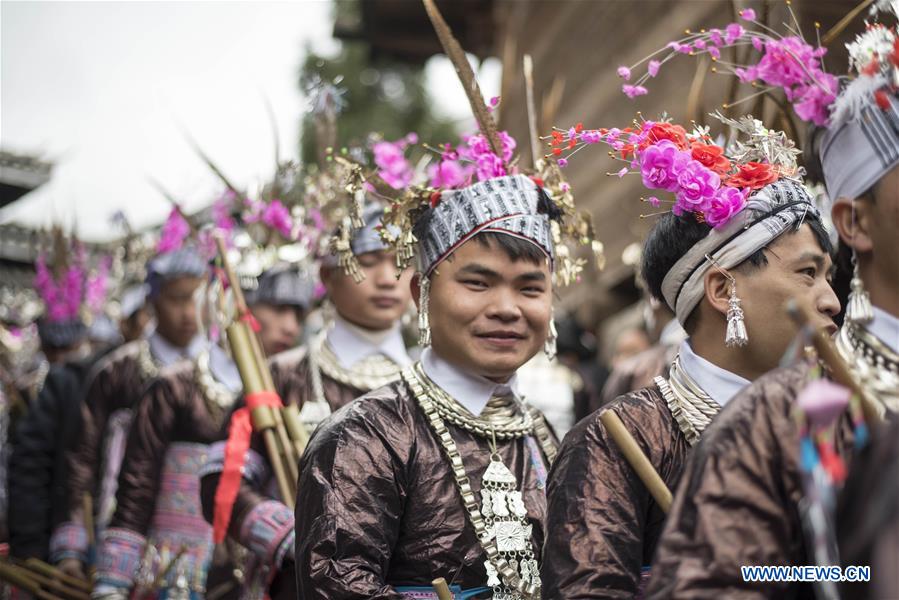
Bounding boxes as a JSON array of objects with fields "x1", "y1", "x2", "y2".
[
  {"x1": 864, "y1": 164, "x2": 899, "y2": 288},
  {"x1": 425, "y1": 237, "x2": 553, "y2": 383},
  {"x1": 250, "y1": 303, "x2": 303, "y2": 356},
  {"x1": 324, "y1": 250, "x2": 413, "y2": 331},
  {"x1": 734, "y1": 224, "x2": 839, "y2": 373},
  {"x1": 152, "y1": 275, "x2": 203, "y2": 348}
]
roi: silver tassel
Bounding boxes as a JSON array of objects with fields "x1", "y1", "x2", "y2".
[
  {"x1": 725, "y1": 285, "x2": 748, "y2": 348},
  {"x1": 544, "y1": 311, "x2": 558, "y2": 361},
  {"x1": 418, "y1": 275, "x2": 431, "y2": 347},
  {"x1": 846, "y1": 252, "x2": 873, "y2": 325}
]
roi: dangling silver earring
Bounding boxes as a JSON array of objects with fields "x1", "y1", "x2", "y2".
[
  {"x1": 418, "y1": 275, "x2": 431, "y2": 347},
  {"x1": 544, "y1": 310, "x2": 558, "y2": 361},
  {"x1": 846, "y1": 250, "x2": 873, "y2": 325},
  {"x1": 725, "y1": 282, "x2": 749, "y2": 348},
  {"x1": 706, "y1": 254, "x2": 748, "y2": 348}
]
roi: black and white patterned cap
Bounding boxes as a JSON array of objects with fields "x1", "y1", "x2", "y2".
[
  {"x1": 243, "y1": 264, "x2": 316, "y2": 310},
  {"x1": 820, "y1": 90, "x2": 899, "y2": 201},
  {"x1": 146, "y1": 247, "x2": 209, "y2": 297},
  {"x1": 416, "y1": 174, "x2": 554, "y2": 276},
  {"x1": 37, "y1": 318, "x2": 87, "y2": 349},
  {"x1": 661, "y1": 179, "x2": 820, "y2": 324},
  {"x1": 352, "y1": 203, "x2": 394, "y2": 256}
]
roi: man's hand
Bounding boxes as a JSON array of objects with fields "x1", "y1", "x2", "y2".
[{"x1": 57, "y1": 558, "x2": 86, "y2": 580}]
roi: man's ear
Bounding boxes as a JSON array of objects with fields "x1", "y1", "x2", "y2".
[
  {"x1": 410, "y1": 273, "x2": 422, "y2": 311},
  {"x1": 831, "y1": 197, "x2": 874, "y2": 254},
  {"x1": 703, "y1": 268, "x2": 733, "y2": 318}
]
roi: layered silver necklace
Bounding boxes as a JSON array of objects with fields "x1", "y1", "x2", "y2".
[
  {"x1": 836, "y1": 322, "x2": 899, "y2": 416},
  {"x1": 654, "y1": 356, "x2": 721, "y2": 445},
  {"x1": 302, "y1": 330, "x2": 405, "y2": 429}
]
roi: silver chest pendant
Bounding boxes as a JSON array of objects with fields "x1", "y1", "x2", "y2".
[{"x1": 479, "y1": 454, "x2": 541, "y2": 598}]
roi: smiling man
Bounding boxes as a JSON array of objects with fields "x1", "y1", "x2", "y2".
[
  {"x1": 539, "y1": 118, "x2": 840, "y2": 599},
  {"x1": 293, "y1": 173, "x2": 581, "y2": 599}
]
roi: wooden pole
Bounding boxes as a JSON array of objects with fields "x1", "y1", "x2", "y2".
[
  {"x1": 599, "y1": 410, "x2": 673, "y2": 513},
  {"x1": 785, "y1": 300, "x2": 882, "y2": 425}
]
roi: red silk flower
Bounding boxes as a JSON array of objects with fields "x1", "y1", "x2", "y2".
[
  {"x1": 691, "y1": 142, "x2": 732, "y2": 176},
  {"x1": 728, "y1": 161, "x2": 779, "y2": 190}
]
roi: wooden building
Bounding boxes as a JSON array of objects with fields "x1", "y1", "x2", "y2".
[{"x1": 340, "y1": 0, "x2": 864, "y2": 327}]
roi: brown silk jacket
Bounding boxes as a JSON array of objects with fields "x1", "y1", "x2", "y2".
[
  {"x1": 294, "y1": 378, "x2": 554, "y2": 599},
  {"x1": 49, "y1": 341, "x2": 154, "y2": 563},
  {"x1": 541, "y1": 385, "x2": 690, "y2": 599},
  {"x1": 646, "y1": 364, "x2": 856, "y2": 600},
  {"x1": 94, "y1": 359, "x2": 239, "y2": 596},
  {"x1": 67, "y1": 341, "x2": 148, "y2": 517},
  {"x1": 837, "y1": 416, "x2": 899, "y2": 600}
]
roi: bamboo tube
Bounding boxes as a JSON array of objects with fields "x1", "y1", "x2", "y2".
[
  {"x1": 81, "y1": 493, "x2": 94, "y2": 549},
  {"x1": 0, "y1": 562, "x2": 59, "y2": 600},
  {"x1": 153, "y1": 544, "x2": 187, "y2": 589},
  {"x1": 282, "y1": 403, "x2": 310, "y2": 456},
  {"x1": 785, "y1": 300, "x2": 882, "y2": 425},
  {"x1": 22, "y1": 560, "x2": 91, "y2": 593},
  {"x1": 431, "y1": 577, "x2": 454, "y2": 600},
  {"x1": 214, "y1": 234, "x2": 299, "y2": 505},
  {"x1": 8, "y1": 565, "x2": 89, "y2": 600},
  {"x1": 599, "y1": 410, "x2": 673, "y2": 513},
  {"x1": 226, "y1": 324, "x2": 266, "y2": 392}
]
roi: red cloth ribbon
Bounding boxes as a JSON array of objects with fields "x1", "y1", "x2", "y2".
[
  {"x1": 213, "y1": 391, "x2": 283, "y2": 543},
  {"x1": 240, "y1": 311, "x2": 261, "y2": 332}
]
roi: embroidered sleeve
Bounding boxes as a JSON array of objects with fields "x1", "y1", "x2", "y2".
[
  {"x1": 94, "y1": 527, "x2": 146, "y2": 592},
  {"x1": 49, "y1": 521, "x2": 89, "y2": 564}
]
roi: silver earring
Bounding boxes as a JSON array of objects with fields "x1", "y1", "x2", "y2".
[
  {"x1": 418, "y1": 275, "x2": 431, "y2": 347},
  {"x1": 706, "y1": 254, "x2": 748, "y2": 348},
  {"x1": 544, "y1": 310, "x2": 558, "y2": 361},
  {"x1": 846, "y1": 251, "x2": 873, "y2": 325},
  {"x1": 725, "y1": 282, "x2": 749, "y2": 348}
]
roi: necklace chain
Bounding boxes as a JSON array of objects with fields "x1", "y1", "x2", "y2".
[
  {"x1": 194, "y1": 350, "x2": 236, "y2": 429},
  {"x1": 403, "y1": 365, "x2": 556, "y2": 599},
  {"x1": 136, "y1": 340, "x2": 160, "y2": 381}
]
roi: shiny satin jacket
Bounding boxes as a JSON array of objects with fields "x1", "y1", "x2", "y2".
[
  {"x1": 199, "y1": 347, "x2": 366, "y2": 600},
  {"x1": 95, "y1": 360, "x2": 234, "y2": 594},
  {"x1": 51, "y1": 341, "x2": 151, "y2": 563},
  {"x1": 541, "y1": 385, "x2": 690, "y2": 599},
  {"x1": 646, "y1": 364, "x2": 856, "y2": 600},
  {"x1": 294, "y1": 378, "x2": 554, "y2": 599}
]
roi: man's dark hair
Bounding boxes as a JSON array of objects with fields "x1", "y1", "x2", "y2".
[
  {"x1": 641, "y1": 212, "x2": 834, "y2": 329},
  {"x1": 472, "y1": 231, "x2": 547, "y2": 264}
]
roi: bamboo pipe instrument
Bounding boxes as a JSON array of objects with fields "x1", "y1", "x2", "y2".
[
  {"x1": 599, "y1": 410, "x2": 673, "y2": 513},
  {"x1": 225, "y1": 323, "x2": 293, "y2": 505},
  {"x1": 81, "y1": 493, "x2": 96, "y2": 580},
  {"x1": 214, "y1": 235, "x2": 299, "y2": 505},
  {"x1": 21, "y1": 559, "x2": 92, "y2": 593},
  {"x1": 785, "y1": 300, "x2": 882, "y2": 426},
  {"x1": 7, "y1": 564, "x2": 89, "y2": 600},
  {"x1": 0, "y1": 561, "x2": 59, "y2": 600},
  {"x1": 431, "y1": 577, "x2": 454, "y2": 600},
  {"x1": 153, "y1": 544, "x2": 188, "y2": 589}
]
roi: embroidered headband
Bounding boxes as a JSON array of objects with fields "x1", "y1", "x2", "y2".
[{"x1": 549, "y1": 114, "x2": 819, "y2": 321}]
